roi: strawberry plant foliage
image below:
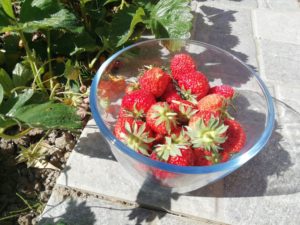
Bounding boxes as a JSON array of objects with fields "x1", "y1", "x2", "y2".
[{"x1": 0, "y1": 0, "x2": 193, "y2": 137}]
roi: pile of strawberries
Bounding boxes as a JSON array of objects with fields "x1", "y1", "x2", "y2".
[{"x1": 111, "y1": 53, "x2": 246, "y2": 167}]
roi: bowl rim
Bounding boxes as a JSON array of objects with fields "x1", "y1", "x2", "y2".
[{"x1": 90, "y1": 38, "x2": 275, "y2": 174}]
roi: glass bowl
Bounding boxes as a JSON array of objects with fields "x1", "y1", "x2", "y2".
[{"x1": 90, "y1": 39, "x2": 275, "y2": 193}]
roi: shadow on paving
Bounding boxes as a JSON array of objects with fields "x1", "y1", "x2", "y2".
[
  {"x1": 39, "y1": 199, "x2": 96, "y2": 225},
  {"x1": 192, "y1": 3, "x2": 256, "y2": 86},
  {"x1": 127, "y1": 179, "x2": 180, "y2": 225}
]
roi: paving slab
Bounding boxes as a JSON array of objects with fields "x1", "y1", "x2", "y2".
[
  {"x1": 253, "y1": 9, "x2": 300, "y2": 45},
  {"x1": 259, "y1": 40, "x2": 300, "y2": 82},
  {"x1": 191, "y1": 0, "x2": 258, "y2": 9},
  {"x1": 257, "y1": 0, "x2": 299, "y2": 10},
  {"x1": 192, "y1": 2, "x2": 258, "y2": 68},
  {"x1": 39, "y1": 187, "x2": 219, "y2": 225}
]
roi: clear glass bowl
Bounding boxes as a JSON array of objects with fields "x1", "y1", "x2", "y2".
[{"x1": 90, "y1": 39, "x2": 275, "y2": 193}]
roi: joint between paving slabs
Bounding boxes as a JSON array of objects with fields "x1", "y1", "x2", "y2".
[{"x1": 52, "y1": 184, "x2": 227, "y2": 225}]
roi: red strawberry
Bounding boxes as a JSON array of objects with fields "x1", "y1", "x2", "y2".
[
  {"x1": 114, "y1": 117, "x2": 134, "y2": 140},
  {"x1": 194, "y1": 148, "x2": 223, "y2": 166},
  {"x1": 98, "y1": 75, "x2": 126, "y2": 101},
  {"x1": 114, "y1": 117, "x2": 155, "y2": 156},
  {"x1": 194, "y1": 148, "x2": 213, "y2": 166},
  {"x1": 197, "y1": 94, "x2": 226, "y2": 112},
  {"x1": 187, "y1": 111, "x2": 228, "y2": 152},
  {"x1": 121, "y1": 90, "x2": 156, "y2": 117},
  {"x1": 151, "y1": 137, "x2": 194, "y2": 166},
  {"x1": 177, "y1": 71, "x2": 210, "y2": 102},
  {"x1": 170, "y1": 54, "x2": 196, "y2": 80},
  {"x1": 125, "y1": 82, "x2": 140, "y2": 94},
  {"x1": 220, "y1": 151, "x2": 230, "y2": 162},
  {"x1": 170, "y1": 99, "x2": 198, "y2": 124},
  {"x1": 146, "y1": 102, "x2": 178, "y2": 135},
  {"x1": 209, "y1": 85, "x2": 235, "y2": 99},
  {"x1": 160, "y1": 82, "x2": 182, "y2": 104},
  {"x1": 139, "y1": 67, "x2": 171, "y2": 97},
  {"x1": 189, "y1": 110, "x2": 220, "y2": 127},
  {"x1": 221, "y1": 119, "x2": 246, "y2": 154}
]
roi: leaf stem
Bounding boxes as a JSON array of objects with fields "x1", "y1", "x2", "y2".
[
  {"x1": 88, "y1": 48, "x2": 104, "y2": 69},
  {"x1": 18, "y1": 31, "x2": 45, "y2": 92},
  {"x1": 46, "y1": 30, "x2": 53, "y2": 75},
  {"x1": 16, "y1": 193, "x2": 33, "y2": 210}
]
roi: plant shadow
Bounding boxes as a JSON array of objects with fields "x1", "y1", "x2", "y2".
[
  {"x1": 191, "y1": 3, "x2": 256, "y2": 85},
  {"x1": 39, "y1": 198, "x2": 96, "y2": 225}
]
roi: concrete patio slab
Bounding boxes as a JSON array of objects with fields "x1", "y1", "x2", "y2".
[
  {"x1": 253, "y1": 9, "x2": 300, "y2": 45},
  {"x1": 39, "y1": 186, "x2": 222, "y2": 225}
]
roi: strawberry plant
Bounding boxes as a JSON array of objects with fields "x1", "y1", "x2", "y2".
[{"x1": 0, "y1": 0, "x2": 193, "y2": 138}]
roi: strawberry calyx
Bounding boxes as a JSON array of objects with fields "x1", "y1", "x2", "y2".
[
  {"x1": 187, "y1": 117, "x2": 228, "y2": 152},
  {"x1": 120, "y1": 121, "x2": 155, "y2": 156},
  {"x1": 179, "y1": 86, "x2": 199, "y2": 104},
  {"x1": 168, "y1": 128, "x2": 190, "y2": 145},
  {"x1": 147, "y1": 102, "x2": 178, "y2": 134},
  {"x1": 154, "y1": 137, "x2": 188, "y2": 161},
  {"x1": 170, "y1": 99, "x2": 198, "y2": 123}
]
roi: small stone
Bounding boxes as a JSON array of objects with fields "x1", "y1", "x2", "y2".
[
  {"x1": 64, "y1": 152, "x2": 71, "y2": 159},
  {"x1": 18, "y1": 214, "x2": 32, "y2": 225},
  {"x1": 55, "y1": 135, "x2": 68, "y2": 150},
  {"x1": 34, "y1": 182, "x2": 42, "y2": 192}
]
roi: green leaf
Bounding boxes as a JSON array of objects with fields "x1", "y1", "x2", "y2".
[
  {"x1": 14, "y1": 102, "x2": 82, "y2": 130},
  {"x1": 0, "y1": 6, "x2": 12, "y2": 28},
  {"x1": 104, "y1": 0, "x2": 119, "y2": 6},
  {"x1": 0, "y1": 117, "x2": 17, "y2": 133},
  {"x1": 0, "y1": 0, "x2": 15, "y2": 19},
  {"x1": 5, "y1": 89, "x2": 34, "y2": 117},
  {"x1": 22, "y1": 9, "x2": 80, "y2": 33},
  {"x1": 12, "y1": 63, "x2": 34, "y2": 87},
  {"x1": 117, "y1": 7, "x2": 145, "y2": 47},
  {"x1": 19, "y1": 0, "x2": 80, "y2": 33},
  {"x1": 52, "y1": 30, "x2": 99, "y2": 56},
  {"x1": 0, "y1": 84, "x2": 4, "y2": 105},
  {"x1": 64, "y1": 60, "x2": 80, "y2": 81},
  {"x1": 109, "y1": 6, "x2": 145, "y2": 47},
  {"x1": 150, "y1": 0, "x2": 193, "y2": 38},
  {"x1": 0, "y1": 68, "x2": 14, "y2": 96}
]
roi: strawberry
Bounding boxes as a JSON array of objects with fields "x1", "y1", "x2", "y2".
[
  {"x1": 220, "y1": 151, "x2": 230, "y2": 162},
  {"x1": 187, "y1": 111, "x2": 228, "y2": 152},
  {"x1": 197, "y1": 94, "x2": 226, "y2": 113},
  {"x1": 177, "y1": 71, "x2": 210, "y2": 102},
  {"x1": 146, "y1": 102, "x2": 178, "y2": 135},
  {"x1": 194, "y1": 148, "x2": 222, "y2": 166},
  {"x1": 151, "y1": 137, "x2": 194, "y2": 166},
  {"x1": 189, "y1": 110, "x2": 220, "y2": 127},
  {"x1": 160, "y1": 82, "x2": 182, "y2": 104},
  {"x1": 221, "y1": 119, "x2": 246, "y2": 154},
  {"x1": 98, "y1": 75, "x2": 126, "y2": 101},
  {"x1": 114, "y1": 117, "x2": 155, "y2": 156},
  {"x1": 170, "y1": 54, "x2": 197, "y2": 80},
  {"x1": 121, "y1": 90, "x2": 156, "y2": 117},
  {"x1": 209, "y1": 85, "x2": 235, "y2": 99},
  {"x1": 170, "y1": 99, "x2": 198, "y2": 124},
  {"x1": 125, "y1": 82, "x2": 140, "y2": 94},
  {"x1": 139, "y1": 67, "x2": 171, "y2": 97},
  {"x1": 114, "y1": 117, "x2": 134, "y2": 140}
]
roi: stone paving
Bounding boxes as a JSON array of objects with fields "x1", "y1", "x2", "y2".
[{"x1": 39, "y1": 0, "x2": 300, "y2": 224}]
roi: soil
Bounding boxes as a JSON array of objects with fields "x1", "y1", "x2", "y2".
[{"x1": 0, "y1": 129, "x2": 80, "y2": 225}]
